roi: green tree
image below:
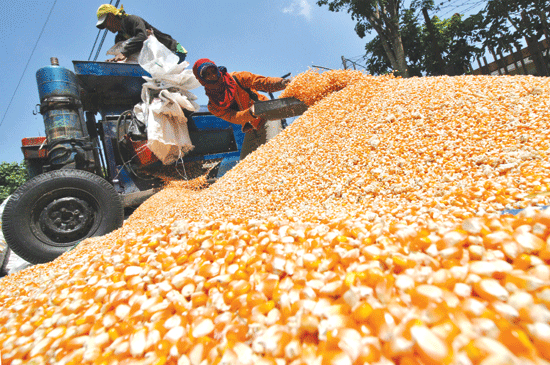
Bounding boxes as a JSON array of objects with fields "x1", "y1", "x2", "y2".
[
  {"x1": 362, "y1": 7, "x2": 424, "y2": 76},
  {"x1": 362, "y1": 9, "x2": 483, "y2": 76},
  {"x1": 400, "y1": 8, "x2": 425, "y2": 76},
  {"x1": 0, "y1": 162, "x2": 28, "y2": 204},
  {"x1": 317, "y1": 0, "x2": 410, "y2": 77},
  {"x1": 364, "y1": 36, "x2": 393, "y2": 75},
  {"x1": 427, "y1": 13, "x2": 484, "y2": 75},
  {"x1": 482, "y1": 0, "x2": 550, "y2": 75}
]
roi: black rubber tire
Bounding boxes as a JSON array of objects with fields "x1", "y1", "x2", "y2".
[{"x1": 2, "y1": 170, "x2": 123, "y2": 264}]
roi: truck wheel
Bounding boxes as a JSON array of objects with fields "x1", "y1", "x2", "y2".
[{"x1": 2, "y1": 170, "x2": 123, "y2": 264}]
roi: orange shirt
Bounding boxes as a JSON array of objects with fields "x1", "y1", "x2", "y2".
[{"x1": 207, "y1": 71, "x2": 285, "y2": 129}]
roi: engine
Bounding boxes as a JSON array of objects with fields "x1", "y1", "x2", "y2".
[{"x1": 35, "y1": 57, "x2": 95, "y2": 170}]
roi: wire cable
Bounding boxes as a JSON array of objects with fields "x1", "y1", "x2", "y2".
[
  {"x1": 438, "y1": 0, "x2": 487, "y2": 18},
  {"x1": 89, "y1": 0, "x2": 120, "y2": 61},
  {"x1": 0, "y1": 0, "x2": 58, "y2": 130},
  {"x1": 88, "y1": 30, "x2": 104, "y2": 61},
  {"x1": 93, "y1": 30, "x2": 110, "y2": 61}
]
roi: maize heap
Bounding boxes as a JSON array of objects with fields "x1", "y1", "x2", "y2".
[{"x1": 1, "y1": 70, "x2": 550, "y2": 365}]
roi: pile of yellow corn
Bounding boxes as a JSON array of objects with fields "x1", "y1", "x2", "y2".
[{"x1": 1, "y1": 70, "x2": 550, "y2": 365}]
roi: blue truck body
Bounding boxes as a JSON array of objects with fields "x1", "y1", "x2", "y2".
[
  {"x1": 70, "y1": 61, "x2": 245, "y2": 198},
  {"x1": 1, "y1": 59, "x2": 251, "y2": 266}
]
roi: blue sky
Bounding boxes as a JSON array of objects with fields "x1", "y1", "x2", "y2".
[
  {"x1": 0, "y1": 0, "x2": 370, "y2": 164},
  {"x1": 0, "y1": 1, "x2": 488, "y2": 164}
]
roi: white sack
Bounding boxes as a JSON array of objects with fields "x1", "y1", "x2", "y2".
[
  {"x1": 136, "y1": 35, "x2": 201, "y2": 165},
  {"x1": 139, "y1": 35, "x2": 201, "y2": 90},
  {"x1": 144, "y1": 92, "x2": 194, "y2": 165},
  {"x1": 138, "y1": 35, "x2": 181, "y2": 77}
]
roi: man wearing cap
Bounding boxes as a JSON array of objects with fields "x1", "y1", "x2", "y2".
[{"x1": 96, "y1": 4, "x2": 187, "y2": 63}]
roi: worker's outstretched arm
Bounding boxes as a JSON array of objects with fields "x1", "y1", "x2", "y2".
[
  {"x1": 236, "y1": 71, "x2": 289, "y2": 93},
  {"x1": 208, "y1": 103, "x2": 257, "y2": 127}
]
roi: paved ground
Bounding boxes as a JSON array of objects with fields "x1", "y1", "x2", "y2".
[
  {"x1": 1, "y1": 233, "x2": 32, "y2": 278},
  {"x1": 2, "y1": 249, "x2": 32, "y2": 276},
  {"x1": 0, "y1": 197, "x2": 32, "y2": 278}
]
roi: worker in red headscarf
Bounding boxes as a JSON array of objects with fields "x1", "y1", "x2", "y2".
[{"x1": 192, "y1": 59, "x2": 290, "y2": 159}]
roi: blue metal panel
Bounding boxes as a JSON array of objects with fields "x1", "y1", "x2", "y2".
[
  {"x1": 72, "y1": 61, "x2": 149, "y2": 113},
  {"x1": 70, "y1": 61, "x2": 246, "y2": 182},
  {"x1": 114, "y1": 166, "x2": 142, "y2": 194},
  {"x1": 100, "y1": 119, "x2": 121, "y2": 188},
  {"x1": 72, "y1": 61, "x2": 151, "y2": 77},
  {"x1": 217, "y1": 155, "x2": 241, "y2": 177},
  {"x1": 183, "y1": 151, "x2": 240, "y2": 163},
  {"x1": 192, "y1": 114, "x2": 246, "y2": 150}
]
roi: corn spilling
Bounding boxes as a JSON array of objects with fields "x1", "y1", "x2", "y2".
[{"x1": 1, "y1": 70, "x2": 550, "y2": 365}]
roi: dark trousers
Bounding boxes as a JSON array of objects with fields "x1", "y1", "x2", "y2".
[{"x1": 240, "y1": 120, "x2": 283, "y2": 160}]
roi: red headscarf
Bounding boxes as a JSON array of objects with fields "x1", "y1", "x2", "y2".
[{"x1": 193, "y1": 58, "x2": 238, "y2": 109}]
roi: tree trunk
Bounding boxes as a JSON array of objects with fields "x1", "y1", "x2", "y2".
[
  {"x1": 390, "y1": 33, "x2": 409, "y2": 77},
  {"x1": 488, "y1": 48, "x2": 503, "y2": 75},
  {"x1": 369, "y1": 0, "x2": 409, "y2": 78},
  {"x1": 537, "y1": 11, "x2": 550, "y2": 69},
  {"x1": 373, "y1": 21, "x2": 409, "y2": 77},
  {"x1": 525, "y1": 36, "x2": 549, "y2": 75},
  {"x1": 521, "y1": 11, "x2": 549, "y2": 76},
  {"x1": 538, "y1": 11, "x2": 550, "y2": 41},
  {"x1": 515, "y1": 44, "x2": 528, "y2": 74},
  {"x1": 386, "y1": 0, "x2": 408, "y2": 77},
  {"x1": 497, "y1": 49, "x2": 510, "y2": 75},
  {"x1": 377, "y1": 30, "x2": 401, "y2": 73},
  {"x1": 422, "y1": 7, "x2": 446, "y2": 75}
]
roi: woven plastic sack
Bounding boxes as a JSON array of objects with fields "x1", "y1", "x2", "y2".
[
  {"x1": 142, "y1": 90, "x2": 195, "y2": 165},
  {"x1": 138, "y1": 35, "x2": 181, "y2": 77},
  {"x1": 136, "y1": 35, "x2": 201, "y2": 164}
]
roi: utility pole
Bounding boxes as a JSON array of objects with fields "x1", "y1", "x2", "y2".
[{"x1": 341, "y1": 56, "x2": 347, "y2": 70}]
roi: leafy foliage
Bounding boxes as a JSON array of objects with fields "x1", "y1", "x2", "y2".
[
  {"x1": 317, "y1": 0, "x2": 410, "y2": 76},
  {"x1": 363, "y1": 9, "x2": 483, "y2": 76},
  {"x1": 482, "y1": 0, "x2": 550, "y2": 49},
  {"x1": 0, "y1": 162, "x2": 28, "y2": 204},
  {"x1": 442, "y1": 13, "x2": 485, "y2": 74},
  {"x1": 318, "y1": 0, "x2": 550, "y2": 77},
  {"x1": 481, "y1": 0, "x2": 550, "y2": 75}
]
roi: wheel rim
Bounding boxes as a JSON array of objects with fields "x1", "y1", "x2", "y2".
[
  {"x1": 39, "y1": 197, "x2": 95, "y2": 242},
  {"x1": 31, "y1": 189, "x2": 99, "y2": 246}
]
